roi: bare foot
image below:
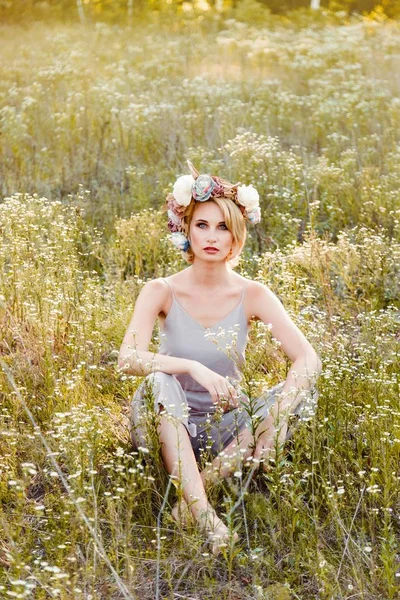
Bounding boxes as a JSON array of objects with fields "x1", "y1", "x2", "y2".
[
  {"x1": 172, "y1": 501, "x2": 239, "y2": 556},
  {"x1": 198, "y1": 506, "x2": 239, "y2": 556},
  {"x1": 171, "y1": 499, "x2": 192, "y2": 527}
]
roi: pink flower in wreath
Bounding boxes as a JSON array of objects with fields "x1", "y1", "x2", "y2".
[
  {"x1": 167, "y1": 196, "x2": 187, "y2": 218},
  {"x1": 167, "y1": 209, "x2": 182, "y2": 232}
]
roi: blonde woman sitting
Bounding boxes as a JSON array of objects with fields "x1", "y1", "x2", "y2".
[{"x1": 119, "y1": 161, "x2": 321, "y2": 554}]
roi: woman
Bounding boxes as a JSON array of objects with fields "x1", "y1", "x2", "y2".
[{"x1": 118, "y1": 161, "x2": 322, "y2": 554}]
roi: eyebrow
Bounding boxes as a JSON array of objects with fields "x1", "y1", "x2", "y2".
[{"x1": 195, "y1": 219, "x2": 227, "y2": 225}]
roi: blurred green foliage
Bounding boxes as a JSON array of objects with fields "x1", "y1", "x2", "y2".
[{"x1": 0, "y1": 0, "x2": 399, "y2": 22}]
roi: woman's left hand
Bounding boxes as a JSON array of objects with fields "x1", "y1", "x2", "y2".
[
  {"x1": 252, "y1": 413, "x2": 289, "y2": 466},
  {"x1": 215, "y1": 391, "x2": 241, "y2": 413}
]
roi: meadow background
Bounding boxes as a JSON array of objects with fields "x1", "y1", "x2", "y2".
[{"x1": 1, "y1": 1, "x2": 400, "y2": 598}]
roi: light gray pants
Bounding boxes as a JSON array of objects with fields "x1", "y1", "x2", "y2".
[{"x1": 130, "y1": 372, "x2": 318, "y2": 462}]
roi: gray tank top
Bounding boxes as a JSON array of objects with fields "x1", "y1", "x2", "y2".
[{"x1": 158, "y1": 278, "x2": 249, "y2": 415}]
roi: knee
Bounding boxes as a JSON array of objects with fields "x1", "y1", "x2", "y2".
[
  {"x1": 133, "y1": 371, "x2": 182, "y2": 409},
  {"x1": 136, "y1": 371, "x2": 172, "y2": 395},
  {"x1": 131, "y1": 372, "x2": 192, "y2": 438},
  {"x1": 241, "y1": 429, "x2": 255, "y2": 463},
  {"x1": 292, "y1": 386, "x2": 319, "y2": 420},
  {"x1": 224, "y1": 425, "x2": 254, "y2": 465}
]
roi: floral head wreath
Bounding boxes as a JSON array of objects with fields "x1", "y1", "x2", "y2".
[{"x1": 167, "y1": 160, "x2": 261, "y2": 252}]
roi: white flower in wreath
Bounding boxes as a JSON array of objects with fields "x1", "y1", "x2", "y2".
[
  {"x1": 237, "y1": 184, "x2": 259, "y2": 210},
  {"x1": 173, "y1": 175, "x2": 195, "y2": 207}
]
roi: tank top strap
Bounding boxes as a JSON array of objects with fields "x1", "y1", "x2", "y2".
[
  {"x1": 162, "y1": 277, "x2": 248, "y2": 303},
  {"x1": 240, "y1": 281, "x2": 249, "y2": 303},
  {"x1": 161, "y1": 277, "x2": 175, "y2": 299}
]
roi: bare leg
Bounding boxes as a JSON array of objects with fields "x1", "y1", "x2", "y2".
[
  {"x1": 171, "y1": 424, "x2": 255, "y2": 526},
  {"x1": 171, "y1": 409, "x2": 296, "y2": 523},
  {"x1": 157, "y1": 413, "x2": 237, "y2": 553},
  {"x1": 201, "y1": 425, "x2": 255, "y2": 483},
  {"x1": 201, "y1": 410, "x2": 293, "y2": 482}
]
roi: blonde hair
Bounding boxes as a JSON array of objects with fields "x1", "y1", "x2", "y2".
[{"x1": 182, "y1": 198, "x2": 247, "y2": 268}]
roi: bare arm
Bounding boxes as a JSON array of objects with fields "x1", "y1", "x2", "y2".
[
  {"x1": 249, "y1": 281, "x2": 322, "y2": 418},
  {"x1": 118, "y1": 279, "x2": 194, "y2": 377}
]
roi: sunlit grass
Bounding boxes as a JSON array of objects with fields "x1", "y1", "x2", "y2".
[
  {"x1": 0, "y1": 11, "x2": 399, "y2": 244},
  {"x1": 1, "y1": 8, "x2": 400, "y2": 600}
]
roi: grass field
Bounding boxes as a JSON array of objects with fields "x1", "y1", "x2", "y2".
[{"x1": 1, "y1": 8, "x2": 400, "y2": 599}]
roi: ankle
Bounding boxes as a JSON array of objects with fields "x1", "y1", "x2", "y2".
[
  {"x1": 197, "y1": 505, "x2": 223, "y2": 531},
  {"x1": 185, "y1": 496, "x2": 210, "y2": 521}
]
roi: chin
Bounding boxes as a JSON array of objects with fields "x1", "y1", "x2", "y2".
[{"x1": 194, "y1": 254, "x2": 224, "y2": 262}]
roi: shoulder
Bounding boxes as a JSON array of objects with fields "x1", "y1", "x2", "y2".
[
  {"x1": 235, "y1": 275, "x2": 272, "y2": 299},
  {"x1": 138, "y1": 278, "x2": 169, "y2": 296},
  {"x1": 136, "y1": 278, "x2": 171, "y2": 313},
  {"x1": 246, "y1": 280, "x2": 275, "y2": 299},
  {"x1": 244, "y1": 279, "x2": 284, "y2": 320}
]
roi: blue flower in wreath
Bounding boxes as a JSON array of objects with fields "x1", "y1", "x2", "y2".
[
  {"x1": 170, "y1": 232, "x2": 190, "y2": 252},
  {"x1": 192, "y1": 174, "x2": 215, "y2": 202}
]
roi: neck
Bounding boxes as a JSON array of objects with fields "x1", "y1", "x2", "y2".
[{"x1": 188, "y1": 260, "x2": 232, "y2": 289}]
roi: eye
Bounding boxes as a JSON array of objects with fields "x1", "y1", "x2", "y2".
[
  {"x1": 197, "y1": 223, "x2": 207, "y2": 229},
  {"x1": 219, "y1": 224, "x2": 228, "y2": 230}
]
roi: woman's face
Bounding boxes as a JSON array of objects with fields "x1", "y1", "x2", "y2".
[{"x1": 189, "y1": 201, "x2": 233, "y2": 262}]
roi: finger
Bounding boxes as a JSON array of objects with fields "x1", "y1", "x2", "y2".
[
  {"x1": 230, "y1": 392, "x2": 239, "y2": 408},
  {"x1": 263, "y1": 448, "x2": 276, "y2": 470},
  {"x1": 215, "y1": 385, "x2": 238, "y2": 410},
  {"x1": 255, "y1": 442, "x2": 273, "y2": 462},
  {"x1": 227, "y1": 386, "x2": 239, "y2": 405},
  {"x1": 217, "y1": 394, "x2": 231, "y2": 413},
  {"x1": 253, "y1": 443, "x2": 264, "y2": 462},
  {"x1": 219, "y1": 388, "x2": 232, "y2": 402},
  {"x1": 211, "y1": 388, "x2": 219, "y2": 405},
  {"x1": 227, "y1": 384, "x2": 237, "y2": 398},
  {"x1": 222, "y1": 391, "x2": 238, "y2": 411},
  {"x1": 215, "y1": 391, "x2": 226, "y2": 404},
  {"x1": 227, "y1": 398, "x2": 238, "y2": 410},
  {"x1": 261, "y1": 445, "x2": 273, "y2": 458}
]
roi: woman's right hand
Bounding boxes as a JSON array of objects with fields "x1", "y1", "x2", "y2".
[{"x1": 188, "y1": 362, "x2": 239, "y2": 411}]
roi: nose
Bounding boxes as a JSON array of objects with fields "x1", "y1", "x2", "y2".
[{"x1": 206, "y1": 233, "x2": 217, "y2": 243}]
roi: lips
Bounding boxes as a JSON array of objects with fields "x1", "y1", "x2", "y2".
[{"x1": 204, "y1": 247, "x2": 219, "y2": 251}]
